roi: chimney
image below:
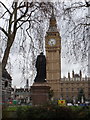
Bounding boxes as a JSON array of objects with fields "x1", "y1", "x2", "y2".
[{"x1": 72, "y1": 70, "x2": 74, "y2": 78}]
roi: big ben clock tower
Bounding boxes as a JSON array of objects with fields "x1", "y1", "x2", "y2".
[{"x1": 45, "y1": 11, "x2": 61, "y2": 99}]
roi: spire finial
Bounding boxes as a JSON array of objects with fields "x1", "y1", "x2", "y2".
[
  {"x1": 47, "y1": 7, "x2": 58, "y2": 32},
  {"x1": 51, "y1": 6, "x2": 55, "y2": 18}
]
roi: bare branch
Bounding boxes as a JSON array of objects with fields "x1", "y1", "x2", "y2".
[
  {"x1": 0, "y1": 1, "x2": 11, "y2": 15},
  {"x1": 13, "y1": 2, "x2": 18, "y2": 35},
  {"x1": 85, "y1": 0, "x2": 90, "y2": 7},
  {"x1": 16, "y1": 2, "x2": 28, "y2": 23},
  {"x1": 0, "y1": 27, "x2": 8, "y2": 36}
]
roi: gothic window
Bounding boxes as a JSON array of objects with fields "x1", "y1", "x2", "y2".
[
  {"x1": 61, "y1": 88, "x2": 63, "y2": 91},
  {"x1": 66, "y1": 88, "x2": 68, "y2": 91},
  {"x1": 61, "y1": 83, "x2": 63, "y2": 86},
  {"x1": 77, "y1": 88, "x2": 79, "y2": 91}
]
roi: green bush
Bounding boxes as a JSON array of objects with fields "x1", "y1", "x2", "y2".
[
  {"x1": 2, "y1": 105, "x2": 90, "y2": 120},
  {"x1": 74, "y1": 106, "x2": 90, "y2": 120}
]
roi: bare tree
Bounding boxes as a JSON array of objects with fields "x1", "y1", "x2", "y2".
[
  {"x1": 54, "y1": 0, "x2": 90, "y2": 74},
  {"x1": 0, "y1": 1, "x2": 53, "y2": 73},
  {"x1": 1, "y1": 0, "x2": 89, "y2": 83},
  {"x1": 64, "y1": 0, "x2": 90, "y2": 61}
]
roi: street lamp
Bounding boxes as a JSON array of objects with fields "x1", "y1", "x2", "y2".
[{"x1": 0, "y1": 63, "x2": 2, "y2": 119}]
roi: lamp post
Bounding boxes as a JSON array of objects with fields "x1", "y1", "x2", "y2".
[
  {"x1": 87, "y1": 4, "x2": 90, "y2": 78},
  {"x1": 0, "y1": 63, "x2": 2, "y2": 119}
]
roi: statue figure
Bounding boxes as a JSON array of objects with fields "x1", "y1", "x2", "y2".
[{"x1": 34, "y1": 52, "x2": 46, "y2": 82}]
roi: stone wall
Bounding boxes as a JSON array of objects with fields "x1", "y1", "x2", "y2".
[{"x1": 60, "y1": 77, "x2": 89, "y2": 101}]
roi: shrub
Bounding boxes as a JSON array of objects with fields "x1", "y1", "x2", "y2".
[{"x1": 2, "y1": 105, "x2": 90, "y2": 120}]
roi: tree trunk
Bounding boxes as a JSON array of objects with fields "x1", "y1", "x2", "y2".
[{"x1": 2, "y1": 35, "x2": 15, "y2": 72}]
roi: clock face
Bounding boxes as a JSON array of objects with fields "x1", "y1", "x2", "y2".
[{"x1": 48, "y1": 38, "x2": 56, "y2": 46}]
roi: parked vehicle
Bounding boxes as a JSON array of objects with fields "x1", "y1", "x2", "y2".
[{"x1": 67, "y1": 103, "x2": 73, "y2": 106}]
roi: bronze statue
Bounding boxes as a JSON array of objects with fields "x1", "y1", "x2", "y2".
[{"x1": 34, "y1": 52, "x2": 46, "y2": 82}]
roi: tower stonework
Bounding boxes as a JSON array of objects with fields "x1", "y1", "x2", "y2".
[
  {"x1": 45, "y1": 12, "x2": 61, "y2": 99},
  {"x1": 45, "y1": 11, "x2": 90, "y2": 101}
]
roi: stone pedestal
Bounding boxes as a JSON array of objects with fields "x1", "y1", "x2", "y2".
[{"x1": 31, "y1": 82, "x2": 50, "y2": 105}]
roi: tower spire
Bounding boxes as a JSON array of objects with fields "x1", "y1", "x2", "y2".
[
  {"x1": 50, "y1": 9, "x2": 56, "y2": 26},
  {"x1": 51, "y1": 7, "x2": 55, "y2": 18},
  {"x1": 48, "y1": 9, "x2": 58, "y2": 33}
]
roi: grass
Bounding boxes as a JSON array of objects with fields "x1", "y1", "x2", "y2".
[
  {"x1": 5, "y1": 104, "x2": 90, "y2": 111},
  {"x1": 5, "y1": 105, "x2": 31, "y2": 111}
]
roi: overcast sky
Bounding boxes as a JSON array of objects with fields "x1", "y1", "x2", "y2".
[{"x1": 0, "y1": 0, "x2": 88, "y2": 88}]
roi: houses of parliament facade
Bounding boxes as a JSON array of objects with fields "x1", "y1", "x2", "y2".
[{"x1": 45, "y1": 11, "x2": 90, "y2": 102}]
